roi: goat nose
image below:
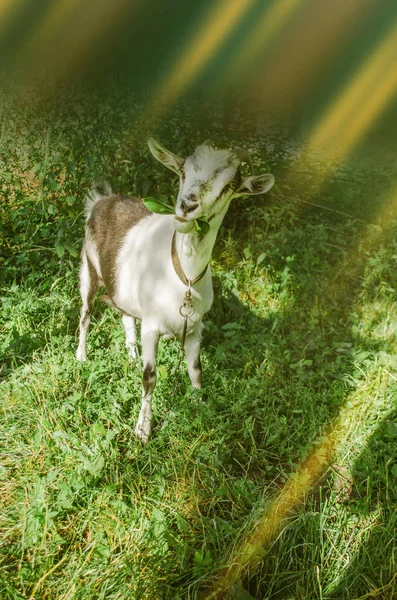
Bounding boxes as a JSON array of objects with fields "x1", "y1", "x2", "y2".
[{"x1": 180, "y1": 198, "x2": 199, "y2": 214}]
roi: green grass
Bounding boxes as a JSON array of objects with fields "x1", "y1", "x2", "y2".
[{"x1": 1, "y1": 85, "x2": 397, "y2": 599}]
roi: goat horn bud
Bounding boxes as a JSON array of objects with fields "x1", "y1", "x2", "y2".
[{"x1": 233, "y1": 148, "x2": 254, "y2": 174}]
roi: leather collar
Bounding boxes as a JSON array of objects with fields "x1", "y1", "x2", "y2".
[{"x1": 171, "y1": 232, "x2": 208, "y2": 286}]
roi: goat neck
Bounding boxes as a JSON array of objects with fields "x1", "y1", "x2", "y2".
[{"x1": 173, "y1": 205, "x2": 228, "y2": 283}]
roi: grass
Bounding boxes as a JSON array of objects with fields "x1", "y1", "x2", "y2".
[{"x1": 1, "y1": 83, "x2": 397, "y2": 599}]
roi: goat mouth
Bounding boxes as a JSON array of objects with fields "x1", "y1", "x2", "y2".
[{"x1": 174, "y1": 217, "x2": 195, "y2": 234}]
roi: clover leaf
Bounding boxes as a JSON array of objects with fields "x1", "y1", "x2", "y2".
[
  {"x1": 142, "y1": 197, "x2": 210, "y2": 234},
  {"x1": 142, "y1": 197, "x2": 174, "y2": 214},
  {"x1": 195, "y1": 219, "x2": 210, "y2": 234}
]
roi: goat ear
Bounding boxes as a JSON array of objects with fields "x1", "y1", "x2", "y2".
[
  {"x1": 233, "y1": 173, "x2": 275, "y2": 198},
  {"x1": 147, "y1": 138, "x2": 184, "y2": 174}
]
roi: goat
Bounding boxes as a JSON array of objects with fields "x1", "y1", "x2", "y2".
[{"x1": 76, "y1": 138, "x2": 275, "y2": 443}]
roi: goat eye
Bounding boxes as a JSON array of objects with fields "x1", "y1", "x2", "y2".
[{"x1": 179, "y1": 168, "x2": 185, "y2": 181}]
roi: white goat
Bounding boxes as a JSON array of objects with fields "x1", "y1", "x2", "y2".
[{"x1": 76, "y1": 138, "x2": 275, "y2": 443}]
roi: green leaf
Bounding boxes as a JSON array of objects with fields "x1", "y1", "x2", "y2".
[
  {"x1": 142, "y1": 197, "x2": 174, "y2": 214},
  {"x1": 82, "y1": 454, "x2": 105, "y2": 476},
  {"x1": 142, "y1": 198, "x2": 210, "y2": 234},
  {"x1": 55, "y1": 241, "x2": 65, "y2": 257},
  {"x1": 257, "y1": 252, "x2": 266, "y2": 265},
  {"x1": 56, "y1": 484, "x2": 74, "y2": 510},
  {"x1": 194, "y1": 219, "x2": 210, "y2": 234},
  {"x1": 67, "y1": 245, "x2": 78, "y2": 257}
]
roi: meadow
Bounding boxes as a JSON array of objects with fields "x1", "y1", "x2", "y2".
[{"x1": 1, "y1": 85, "x2": 397, "y2": 599}]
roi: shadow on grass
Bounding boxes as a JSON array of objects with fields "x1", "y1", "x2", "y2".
[
  {"x1": 1, "y1": 329, "x2": 45, "y2": 378},
  {"x1": 182, "y1": 196, "x2": 397, "y2": 599}
]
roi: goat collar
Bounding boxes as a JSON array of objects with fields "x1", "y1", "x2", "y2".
[{"x1": 171, "y1": 232, "x2": 208, "y2": 286}]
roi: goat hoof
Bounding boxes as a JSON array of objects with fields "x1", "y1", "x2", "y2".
[
  {"x1": 192, "y1": 388, "x2": 206, "y2": 403},
  {"x1": 135, "y1": 423, "x2": 151, "y2": 444},
  {"x1": 135, "y1": 408, "x2": 152, "y2": 444}
]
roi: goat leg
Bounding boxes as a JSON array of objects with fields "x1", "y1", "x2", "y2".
[
  {"x1": 76, "y1": 250, "x2": 98, "y2": 361},
  {"x1": 135, "y1": 326, "x2": 159, "y2": 443},
  {"x1": 184, "y1": 326, "x2": 203, "y2": 390},
  {"x1": 122, "y1": 314, "x2": 139, "y2": 360}
]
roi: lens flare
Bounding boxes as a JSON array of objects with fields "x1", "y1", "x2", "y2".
[
  {"x1": 242, "y1": 0, "x2": 370, "y2": 115},
  {"x1": 15, "y1": 0, "x2": 83, "y2": 70},
  {"x1": 274, "y1": 15, "x2": 397, "y2": 222},
  {"x1": 223, "y1": 0, "x2": 307, "y2": 85},
  {"x1": 307, "y1": 18, "x2": 397, "y2": 160},
  {"x1": 13, "y1": 0, "x2": 135, "y2": 82},
  {"x1": 0, "y1": 0, "x2": 22, "y2": 33},
  {"x1": 144, "y1": 0, "x2": 255, "y2": 124}
]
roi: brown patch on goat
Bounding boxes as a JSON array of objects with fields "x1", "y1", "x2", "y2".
[
  {"x1": 100, "y1": 294, "x2": 124, "y2": 314},
  {"x1": 193, "y1": 357, "x2": 202, "y2": 388},
  {"x1": 87, "y1": 195, "x2": 151, "y2": 297},
  {"x1": 86, "y1": 254, "x2": 99, "y2": 304},
  {"x1": 143, "y1": 363, "x2": 156, "y2": 395},
  {"x1": 80, "y1": 253, "x2": 99, "y2": 322},
  {"x1": 193, "y1": 357, "x2": 202, "y2": 372}
]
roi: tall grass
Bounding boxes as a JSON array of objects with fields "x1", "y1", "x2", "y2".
[{"x1": 1, "y1": 85, "x2": 396, "y2": 599}]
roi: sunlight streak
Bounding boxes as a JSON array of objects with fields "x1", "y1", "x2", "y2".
[
  {"x1": 17, "y1": 0, "x2": 135, "y2": 82},
  {"x1": 244, "y1": 0, "x2": 370, "y2": 115},
  {"x1": 275, "y1": 15, "x2": 397, "y2": 225},
  {"x1": 307, "y1": 19, "x2": 397, "y2": 159},
  {"x1": 144, "y1": 0, "x2": 255, "y2": 123},
  {"x1": 223, "y1": 0, "x2": 306, "y2": 84},
  {"x1": 15, "y1": 0, "x2": 83, "y2": 69},
  {"x1": 0, "y1": 0, "x2": 23, "y2": 36},
  {"x1": 52, "y1": 0, "x2": 134, "y2": 80},
  {"x1": 204, "y1": 367, "x2": 393, "y2": 599}
]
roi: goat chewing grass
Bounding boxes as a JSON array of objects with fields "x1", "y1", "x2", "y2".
[{"x1": 76, "y1": 138, "x2": 275, "y2": 443}]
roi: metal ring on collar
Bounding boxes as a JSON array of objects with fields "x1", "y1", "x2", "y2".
[{"x1": 179, "y1": 304, "x2": 195, "y2": 318}]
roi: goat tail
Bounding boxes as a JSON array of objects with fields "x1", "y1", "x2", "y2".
[{"x1": 84, "y1": 181, "x2": 113, "y2": 220}]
